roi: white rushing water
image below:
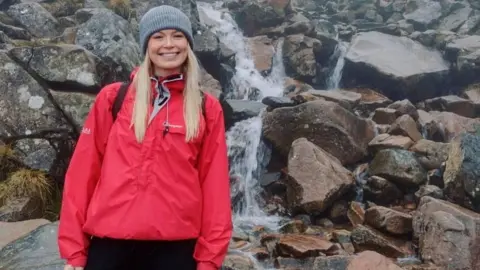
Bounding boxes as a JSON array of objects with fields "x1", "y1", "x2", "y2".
[
  {"x1": 326, "y1": 41, "x2": 348, "y2": 90},
  {"x1": 197, "y1": 2, "x2": 286, "y2": 232}
]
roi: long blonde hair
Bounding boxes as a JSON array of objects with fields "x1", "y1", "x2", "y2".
[{"x1": 130, "y1": 45, "x2": 203, "y2": 143}]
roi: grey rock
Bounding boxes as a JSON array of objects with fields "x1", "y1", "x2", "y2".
[{"x1": 6, "y1": 2, "x2": 61, "y2": 38}]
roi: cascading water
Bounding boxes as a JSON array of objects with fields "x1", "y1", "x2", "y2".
[
  {"x1": 326, "y1": 41, "x2": 348, "y2": 90},
  {"x1": 197, "y1": 2, "x2": 286, "y2": 231}
]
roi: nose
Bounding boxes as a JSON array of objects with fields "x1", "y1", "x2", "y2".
[{"x1": 164, "y1": 35, "x2": 174, "y2": 47}]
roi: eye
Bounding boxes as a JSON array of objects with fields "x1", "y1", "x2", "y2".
[{"x1": 174, "y1": 33, "x2": 185, "y2": 39}]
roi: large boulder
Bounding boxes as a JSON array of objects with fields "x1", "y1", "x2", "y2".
[
  {"x1": 6, "y1": 2, "x2": 62, "y2": 38},
  {"x1": 263, "y1": 99, "x2": 376, "y2": 165},
  {"x1": 445, "y1": 35, "x2": 480, "y2": 86},
  {"x1": 74, "y1": 8, "x2": 141, "y2": 81},
  {"x1": 342, "y1": 31, "x2": 450, "y2": 102},
  {"x1": 0, "y1": 222, "x2": 63, "y2": 270},
  {"x1": 413, "y1": 196, "x2": 480, "y2": 270},
  {"x1": 8, "y1": 44, "x2": 115, "y2": 93},
  {"x1": 285, "y1": 138, "x2": 354, "y2": 215},
  {"x1": 443, "y1": 133, "x2": 480, "y2": 212}
]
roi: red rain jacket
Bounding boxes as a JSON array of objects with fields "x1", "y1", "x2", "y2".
[{"x1": 58, "y1": 70, "x2": 232, "y2": 270}]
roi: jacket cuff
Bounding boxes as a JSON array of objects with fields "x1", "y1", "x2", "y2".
[
  {"x1": 197, "y1": 261, "x2": 218, "y2": 270},
  {"x1": 67, "y1": 256, "x2": 87, "y2": 267}
]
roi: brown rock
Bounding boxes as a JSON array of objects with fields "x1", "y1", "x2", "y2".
[
  {"x1": 347, "y1": 201, "x2": 365, "y2": 227},
  {"x1": 248, "y1": 35, "x2": 274, "y2": 73},
  {"x1": 387, "y1": 99, "x2": 419, "y2": 120},
  {"x1": 248, "y1": 246, "x2": 269, "y2": 260},
  {"x1": 200, "y1": 68, "x2": 222, "y2": 99},
  {"x1": 277, "y1": 234, "x2": 336, "y2": 258},
  {"x1": 263, "y1": 99, "x2": 376, "y2": 165},
  {"x1": 365, "y1": 206, "x2": 413, "y2": 235},
  {"x1": 443, "y1": 133, "x2": 480, "y2": 211},
  {"x1": 409, "y1": 139, "x2": 450, "y2": 170},
  {"x1": 223, "y1": 254, "x2": 255, "y2": 270},
  {"x1": 0, "y1": 197, "x2": 44, "y2": 222},
  {"x1": 283, "y1": 34, "x2": 321, "y2": 82},
  {"x1": 369, "y1": 149, "x2": 427, "y2": 187},
  {"x1": 372, "y1": 108, "x2": 398, "y2": 125},
  {"x1": 413, "y1": 196, "x2": 480, "y2": 270},
  {"x1": 347, "y1": 250, "x2": 403, "y2": 270},
  {"x1": 351, "y1": 225, "x2": 414, "y2": 258},
  {"x1": 368, "y1": 134, "x2": 414, "y2": 153},
  {"x1": 285, "y1": 138, "x2": 354, "y2": 214},
  {"x1": 424, "y1": 95, "x2": 476, "y2": 118},
  {"x1": 333, "y1": 230, "x2": 355, "y2": 254},
  {"x1": 429, "y1": 111, "x2": 480, "y2": 141},
  {"x1": 329, "y1": 200, "x2": 349, "y2": 223},
  {"x1": 363, "y1": 176, "x2": 403, "y2": 205},
  {"x1": 0, "y1": 219, "x2": 50, "y2": 249},
  {"x1": 344, "y1": 88, "x2": 392, "y2": 116},
  {"x1": 416, "y1": 109, "x2": 443, "y2": 141},
  {"x1": 309, "y1": 89, "x2": 362, "y2": 110},
  {"x1": 389, "y1": 114, "x2": 423, "y2": 142}
]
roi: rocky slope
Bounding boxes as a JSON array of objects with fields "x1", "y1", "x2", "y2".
[{"x1": 0, "y1": 0, "x2": 479, "y2": 269}]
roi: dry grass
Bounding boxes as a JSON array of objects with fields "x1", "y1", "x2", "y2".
[
  {"x1": 0, "y1": 168, "x2": 52, "y2": 208},
  {"x1": 0, "y1": 144, "x2": 23, "y2": 181}
]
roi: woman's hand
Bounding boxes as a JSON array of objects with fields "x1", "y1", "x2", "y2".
[{"x1": 64, "y1": 265, "x2": 84, "y2": 270}]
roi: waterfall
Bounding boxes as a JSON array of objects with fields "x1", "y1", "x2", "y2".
[
  {"x1": 197, "y1": 2, "x2": 286, "y2": 232},
  {"x1": 326, "y1": 41, "x2": 348, "y2": 90}
]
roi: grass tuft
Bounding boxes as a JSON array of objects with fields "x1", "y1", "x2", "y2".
[{"x1": 0, "y1": 168, "x2": 52, "y2": 208}]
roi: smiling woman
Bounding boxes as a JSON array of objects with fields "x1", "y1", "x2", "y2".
[{"x1": 58, "y1": 5, "x2": 232, "y2": 270}]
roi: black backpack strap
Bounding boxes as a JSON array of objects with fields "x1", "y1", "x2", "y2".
[
  {"x1": 201, "y1": 91, "x2": 207, "y2": 120},
  {"x1": 112, "y1": 82, "x2": 130, "y2": 121}
]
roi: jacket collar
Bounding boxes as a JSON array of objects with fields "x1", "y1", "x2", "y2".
[{"x1": 129, "y1": 67, "x2": 185, "y2": 93}]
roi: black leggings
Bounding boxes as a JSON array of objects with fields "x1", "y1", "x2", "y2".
[{"x1": 84, "y1": 237, "x2": 197, "y2": 270}]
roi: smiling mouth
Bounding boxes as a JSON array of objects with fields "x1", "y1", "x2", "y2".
[{"x1": 159, "y1": 52, "x2": 179, "y2": 56}]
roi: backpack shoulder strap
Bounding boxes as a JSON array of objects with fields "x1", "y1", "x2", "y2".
[
  {"x1": 112, "y1": 81, "x2": 130, "y2": 121},
  {"x1": 201, "y1": 91, "x2": 207, "y2": 120}
]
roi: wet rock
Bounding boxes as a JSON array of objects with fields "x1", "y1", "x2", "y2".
[
  {"x1": 443, "y1": 133, "x2": 480, "y2": 212},
  {"x1": 346, "y1": 250, "x2": 403, "y2": 270},
  {"x1": 8, "y1": 44, "x2": 114, "y2": 93},
  {"x1": 222, "y1": 253, "x2": 255, "y2": 270},
  {"x1": 274, "y1": 256, "x2": 316, "y2": 269},
  {"x1": 0, "y1": 222, "x2": 62, "y2": 270},
  {"x1": 351, "y1": 225, "x2": 414, "y2": 258},
  {"x1": 424, "y1": 95, "x2": 477, "y2": 118},
  {"x1": 368, "y1": 134, "x2": 414, "y2": 154},
  {"x1": 285, "y1": 138, "x2": 354, "y2": 215},
  {"x1": 332, "y1": 230, "x2": 355, "y2": 254},
  {"x1": 438, "y1": 4, "x2": 472, "y2": 32},
  {"x1": 309, "y1": 89, "x2": 362, "y2": 111},
  {"x1": 329, "y1": 200, "x2": 349, "y2": 223},
  {"x1": 262, "y1": 96, "x2": 295, "y2": 110},
  {"x1": 200, "y1": 68, "x2": 222, "y2": 99},
  {"x1": 409, "y1": 139, "x2": 450, "y2": 170},
  {"x1": 6, "y1": 2, "x2": 62, "y2": 38},
  {"x1": 248, "y1": 35, "x2": 274, "y2": 74},
  {"x1": 314, "y1": 255, "x2": 352, "y2": 269},
  {"x1": 364, "y1": 206, "x2": 413, "y2": 235},
  {"x1": 283, "y1": 34, "x2": 321, "y2": 84},
  {"x1": 416, "y1": 110, "x2": 444, "y2": 142},
  {"x1": 263, "y1": 99, "x2": 376, "y2": 165},
  {"x1": 413, "y1": 196, "x2": 480, "y2": 270},
  {"x1": 363, "y1": 176, "x2": 403, "y2": 205},
  {"x1": 387, "y1": 99, "x2": 419, "y2": 121},
  {"x1": 388, "y1": 114, "x2": 423, "y2": 142},
  {"x1": 230, "y1": 0, "x2": 287, "y2": 36},
  {"x1": 372, "y1": 108, "x2": 397, "y2": 125},
  {"x1": 403, "y1": 0, "x2": 442, "y2": 31},
  {"x1": 347, "y1": 88, "x2": 393, "y2": 117},
  {"x1": 415, "y1": 185, "x2": 444, "y2": 201},
  {"x1": 347, "y1": 201, "x2": 365, "y2": 227},
  {"x1": 343, "y1": 31, "x2": 450, "y2": 102},
  {"x1": 445, "y1": 35, "x2": 480, "y2": 86},
  {"x1": 276, "y1": 234, "x2": 336, "y2": 258},
  {"x1": 429, "y1": 111, "x2": 480, "y2": 141},
  {"x1": 369, "y1": 149, "x2": 427, "y2": 188},
  {"x1": 222, "y1": 99, "x2": 266, "y2": 127}
]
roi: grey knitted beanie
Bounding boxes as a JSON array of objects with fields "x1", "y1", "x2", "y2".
[{"x1": 139, "y1": 5, "x2": 194, "y2": 54}]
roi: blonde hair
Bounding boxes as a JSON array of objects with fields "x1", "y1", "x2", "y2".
[{"x1": 130, "y1": 45, "x2": 203, "y2": 143}]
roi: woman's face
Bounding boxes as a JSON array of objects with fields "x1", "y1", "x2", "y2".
[{"x1": 147, "y1": 29, "x2": 189, "y2": 76}]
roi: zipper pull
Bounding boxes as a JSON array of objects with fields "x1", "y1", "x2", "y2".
[{"x1": 163, "y1": 122, "x2": 169, "y2": 137}]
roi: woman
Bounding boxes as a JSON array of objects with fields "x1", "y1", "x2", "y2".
[{"x1": 58, "y1": 5, "x2": 232, "y2": 270}]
